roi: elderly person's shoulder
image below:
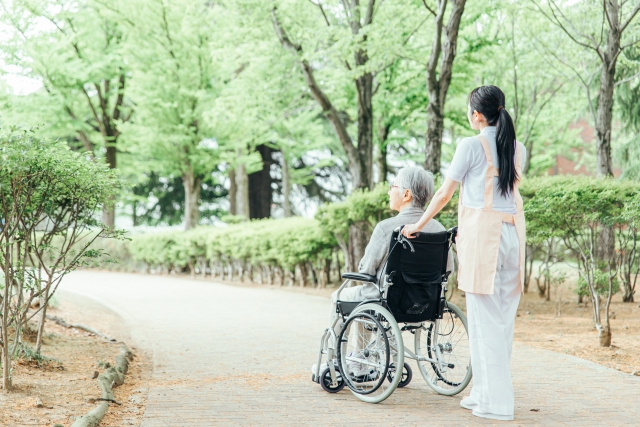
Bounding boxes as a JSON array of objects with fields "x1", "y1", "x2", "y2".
[
  {"x1": 420, "y1": 217, "x2": 447, "y2": 233},
  {"x1": 375, "y1": 212, "x2": 446, "y2": 236}
]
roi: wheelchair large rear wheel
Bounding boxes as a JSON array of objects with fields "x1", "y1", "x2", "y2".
[
  {"x1": 337, "y1": 303, "x2": 404, "y2": 404},
  {"x1": 414, "y1": 301, "x2": 472, "y2": 396}
]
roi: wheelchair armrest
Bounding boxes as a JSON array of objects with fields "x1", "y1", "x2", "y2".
[{"x1": 341, "y1": 272, "x2": 377, "y2": 284}]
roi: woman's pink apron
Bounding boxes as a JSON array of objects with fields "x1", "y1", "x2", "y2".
[{"x1": 456, "y1": 136, "x2": 526, "y2": 295}]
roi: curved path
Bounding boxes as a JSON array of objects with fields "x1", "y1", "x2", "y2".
[{"x1": 60, "y1": 271, "x2": 640, "y2": 426}]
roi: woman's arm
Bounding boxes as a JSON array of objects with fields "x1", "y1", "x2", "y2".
[{"x1": 401, "y1": 178, "x2": 459, "y2": 238}]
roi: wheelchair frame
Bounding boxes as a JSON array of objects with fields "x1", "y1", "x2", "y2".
[{"x1": 312, "y1": 226, "x2": 471, "y2": 402}]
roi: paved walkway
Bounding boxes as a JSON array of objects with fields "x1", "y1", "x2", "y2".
[{"x1": 60, "y1": 271, "x2": 640, "y2": 426}]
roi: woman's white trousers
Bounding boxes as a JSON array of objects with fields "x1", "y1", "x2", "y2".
[{"x1": 466, "y1": 222, "x2": 521, "y2": 419}]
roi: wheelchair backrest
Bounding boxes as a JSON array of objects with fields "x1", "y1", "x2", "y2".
[
  {"x1": 384, "y1": 229, "x2": 451, "y2": 283},
  {"x1": 383, "y1": 228, "x2": 454, "y2": 323}
]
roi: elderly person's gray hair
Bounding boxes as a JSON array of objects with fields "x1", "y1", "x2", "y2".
[{"x1": 396, "y1": 166, "x2": 435, "y2": 208}]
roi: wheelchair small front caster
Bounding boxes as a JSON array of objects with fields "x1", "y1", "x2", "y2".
[
  {"x1": 387, "y1": 362, "x2": 412, "y2": 388},
  {"x1": 320, "y1": 367, "x2": 345, "y2": 393}
]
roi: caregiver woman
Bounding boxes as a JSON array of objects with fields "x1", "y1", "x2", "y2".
[{"x1": 402, "y1": 85, "x2": 526, "y2": 422}]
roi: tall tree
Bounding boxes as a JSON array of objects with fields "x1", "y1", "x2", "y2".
[
  {"x1": 0, "y1": 0, "x2": 132, "y2": 226},
  {"x1": 481, "y1": 4, "x2": 581, "y2": 175},
  {"x1": 423, "y1": 0, "x2": 467, "y2": 174},
  {"x1": 110, "y1": 0, "x2": 232, "y2": 230},
  {"x1": 615, "y1": 44, "x2": 640, "y2": 180},
  {"x1": 269, "y1": 0, "x2": 429, "y2": 268},
  {"x1": 532, "y1": 0, "x2": 640, "y2": 177},
  {"x1": 270, "y1": 3, "x2": 376, "y2": 191}
]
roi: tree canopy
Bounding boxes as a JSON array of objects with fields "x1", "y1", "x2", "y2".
[{"x1": 0, "y1": 0, "x2": 638, "y2": 227}]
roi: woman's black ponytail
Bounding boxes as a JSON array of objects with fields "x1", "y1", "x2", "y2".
[{"x1": 468, "y1": 85, "x2": 518, "y2": 197}]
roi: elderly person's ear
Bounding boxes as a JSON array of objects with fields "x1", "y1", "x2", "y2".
[{"x1": 402, "y1": 188, "x2": 412, "y2": 202}]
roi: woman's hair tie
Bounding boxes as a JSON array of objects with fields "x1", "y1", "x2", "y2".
[{"x1": 498, "y1": 106, "x2": 504, "y2": 111}]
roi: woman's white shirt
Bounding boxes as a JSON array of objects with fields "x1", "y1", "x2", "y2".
[{"x1": 446, "y1": 126, "x2": 526, "y2": 215}]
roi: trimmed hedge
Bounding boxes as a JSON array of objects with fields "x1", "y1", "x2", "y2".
[
  {"x1": 128, "y1": 217, "x2": 337, "y2": 287},
  {"x1": 113, "y1": 176, "x2": 639, "y2": 294}
]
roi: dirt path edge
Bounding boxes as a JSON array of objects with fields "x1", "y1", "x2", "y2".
[{"x1": 70, "y1": 345, "x2": 133, "y2": 427}]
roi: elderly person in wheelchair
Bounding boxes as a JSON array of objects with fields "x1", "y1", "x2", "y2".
[
  {"x1": 326, "y1": 166, "x2": 453, "y2": 343},
  {"x1": 312, "y1": 166, "x2": 470, "y2": 403}
]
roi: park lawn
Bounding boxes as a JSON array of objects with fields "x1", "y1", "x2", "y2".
[{"x1": 0, "y1": 298, "x2": 151, "y2": 427}]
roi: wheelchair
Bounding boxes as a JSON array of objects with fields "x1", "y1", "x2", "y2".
[{"x1": 312, "y1": 226, "x2": 471, "y2": 403}]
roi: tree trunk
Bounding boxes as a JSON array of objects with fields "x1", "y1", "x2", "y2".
[
  {"x1": 1, "y1": 342, "x2": 9, "y2": 391},
  {"x1": 281, "y1": 150, "x2": 293, "y2": 217},
  {"x1": 598, "y1": 324, "x2": 612, "y2": 347},
  {"x1": 237, "y1": 261, "x2": 244, "y2": 282},
  {"x1": 308, "y1": 262, "x2": 318, "y2": 287},
  {"x1": 272, "y1": 6, "x2": 375, "y2": 192},
  {"x1": 182, "y1": 170, "x2": 202, "y2": 230},
  {"x1": 523, "y1": 139, "x2": 534, "y2": 175},
  {"x1": 248, "y1": 144, "x2": 275, "y2": 219},
  {"x1": 621, "y1": 260, "x2": 636, "y2": 303},
  {"x1": 235, "y1": 161, "x2": 250, "y2": 219},
  {"x1": 2, "y1": 256, "x2": 11, "y2": 390},
  {"x1": 347, "y1": 223, "x2": 369, "y2": 274},
  {"x1": 335, "y1": 247, "x2": 342, "y2": 277},
  {"x1": 35, "y1": 286, "x2": 50, "y2": 354},
  {"x1": 325, "y1": 258, "x2": 331, "y2": 287},
  {"x1": 317, "y1": 263, "x2": 326, "y2": 288},
  {"x1": 297, "y1": 263, "x2": 308, "y2": 287},
  {"x1": 229, "y1": 169, "x2": 237, "y2": 215},
  {"x1": 102, "y1": 151, "x2": 116, "y2": 226},
  {"x1": 595, "y1": 1, "x2": 621, "y2": 178},
  {"x1": 425, "y1": 112, "x2": 444, "y2": 174},
  {"x1": 247, "y1": 263, "x2": 254, "y2": 284},
  {"x1": 524, "y1": 244, "x2": 535, "y2": 293},
  {"x1": 375, "y1": 120, "x2": 390, "y2": 184},
  {"x1": 355, "y1": 70, "x2": 374, "y2": 191},
  {"x1": 424, "y1": 0, "x2": 467, "y2": 175},
  {"x1": 132, "y1": 200, "x2": 138, "y2": 227},
  {"x1": 286, "y1": 268, "x2": 295, "y2": 286}
]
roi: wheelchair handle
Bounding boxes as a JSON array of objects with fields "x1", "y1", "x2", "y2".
[
  {"x1": 395, "y1": 225, "x2": 415, "y2": 253},
  {"x1": 448, "y1": 226, "x2": 458, "y2": 244}
]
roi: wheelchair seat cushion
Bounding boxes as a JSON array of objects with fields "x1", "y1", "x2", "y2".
[{"x1": 337, "y1": 299, "x2": 382, "y2": 317}]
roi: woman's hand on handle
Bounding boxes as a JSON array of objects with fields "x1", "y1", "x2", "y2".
[
  {"x1": 401, "y1": 223, "x2": 421, "y2": 239},
  {"x1": 402, "y1": 177, "x2": 460, "y2": 239}
]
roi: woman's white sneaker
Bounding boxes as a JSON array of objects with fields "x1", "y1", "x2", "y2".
[
  {"x1": 472, "y1": 409, "x2": 514, "y2": 421},
  {"x1": 460, "y1": 395, "x2": 477, "y2": 410}
]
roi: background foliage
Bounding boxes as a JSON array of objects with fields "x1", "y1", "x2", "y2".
[{"x1": 1, "y1": 0, "x2": 637, "y2": 227}]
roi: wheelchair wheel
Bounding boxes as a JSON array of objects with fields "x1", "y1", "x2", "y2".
[
  {"x1": 337, "y1": 303, "x2": 404, "y2": 404},
  {"x1": 387, "y1": 362, "x2": 412, "y2": 388},
  {"x1": 414, "y1": 301, "x2": 472, "y2": 396},
  {"x1": 320, "y1": 366, "x2": 345, "y2": 393}
]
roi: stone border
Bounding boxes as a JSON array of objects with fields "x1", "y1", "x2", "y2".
[
  {"x1": 70, "y1": 345, "x2": 133, "y2": 427},
  {"x1": 47, "y1": 315, "x2": 117, "y2": 342}
]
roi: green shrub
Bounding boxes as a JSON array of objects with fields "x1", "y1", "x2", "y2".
[
  {"x1": 576, "y1": 270, "x2": 620, "y2": 298},
  {"x1": 316, "y1": 183, "x2": 392, "y2": 242},
  {"x1": 524, "y1": 176, "x2": 639, "y2": 345},
  {"x1": 0, "y1": 129, "x2": 120, "y2": 389},
  {"x1": 127, "y1": 218, "x2": 337, "y2": 284}
]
